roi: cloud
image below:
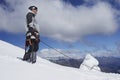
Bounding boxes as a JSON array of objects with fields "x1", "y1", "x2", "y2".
[
  {"x1": 0, "y1": 0, "x2": 119, "y2": 42},
  {"x1": 0, "y1": 0, "x2": 26, "y2": 33},
  {"x1": 39, "y1": 48, "x2": 84, "y2": 59},
  {"x1": 39, "y1": 47, "x2": 120, "y2": 59},
  {"x1": 81, "y1": 40, "x2": 120, "y2": 57}
]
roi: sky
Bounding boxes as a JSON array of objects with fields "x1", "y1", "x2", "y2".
[{"x1": 0, "y1": 0, "x2": 120, "y2": 58}]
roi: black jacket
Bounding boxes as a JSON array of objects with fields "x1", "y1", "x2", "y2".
[{"x1": 26, "y1": 12, "x2": 36, "y2": 31}]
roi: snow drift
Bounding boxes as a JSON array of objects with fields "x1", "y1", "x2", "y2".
[
  {"x1": 80, "y1": 54, "x2": 101, "y2": 71},
  {"x1": 0, "y1": 40, "x2": 120, "y2": 80}
]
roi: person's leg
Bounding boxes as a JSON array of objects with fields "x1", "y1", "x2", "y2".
[
  {"x1": 29, "y1": 42, "x2": 36, "y2": 63},
  {"x1": 23, "y1": 45, "x2": 32, "y2": 61},
  {"x1": 31, "y1": 42, "x2": 38, "y2": 63},
  {"x1": 34, "y1": 42, "x2": 39, "y2": 52},
  {"x1": 23, "y1": 52, "x2": 30, "y2": 61},
  {"x1": 31, "y1": 52, "x2": 36, "y2": 63}
]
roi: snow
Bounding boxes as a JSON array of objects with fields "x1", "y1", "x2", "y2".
[
  {"x1": 80, "y1": 54, "x2": 101, "y2": 71},
  {"x1": 0, "y1": 40, "x2": 120, "y2": 80}
]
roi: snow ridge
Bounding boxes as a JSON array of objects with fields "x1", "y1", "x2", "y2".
[
  {"x1": 0, "y1": 40, "x2": 120, "y2": 80},
  {"x1": 80, "y1": 54, "x2": 101, "y2": 71}
]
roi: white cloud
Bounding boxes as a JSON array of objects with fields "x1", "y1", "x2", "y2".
[
  {"x1": 39, "y1": 48, "x2": 84, "y2": 59},
  {"x1": 39, "y1": 48, "x2": 120, "y2": 59},
  {"x1": 39, "y1": 49, "x2": 64, "y2": 58},
  {"x1": 0, "y1": 0, "x2": 119, "y2": 42}
]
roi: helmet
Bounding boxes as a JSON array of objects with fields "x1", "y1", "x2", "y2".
[{"x1": 28, "y1": 6, "x2": 38, "y2": 11}]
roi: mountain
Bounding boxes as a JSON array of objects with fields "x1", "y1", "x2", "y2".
[
  {"x1": 46, "y1": 56, "x2": 120, "y2": 74},
  {"x1": 97, "y1": 57, "x2": 120, "y2": 73},
  {"x1": 0, "y1": 40, "x2": 120, "y2": 80}
]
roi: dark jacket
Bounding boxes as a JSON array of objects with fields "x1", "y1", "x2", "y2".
[{"x1": 26, "y1": 12, "x2": 37, "y2": 31}]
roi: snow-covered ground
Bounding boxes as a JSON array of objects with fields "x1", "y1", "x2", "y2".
[{"x1": 0, "y1": 40, "x2": 120, "y2": 80}]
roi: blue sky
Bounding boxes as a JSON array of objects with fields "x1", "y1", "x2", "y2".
[{"x1": 0, "y1": 0, "x2": 120, "y2": 58}]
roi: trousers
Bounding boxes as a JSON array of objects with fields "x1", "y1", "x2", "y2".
[{"x1": 23, "y1": 40, "x2": 39, "y2": 62}]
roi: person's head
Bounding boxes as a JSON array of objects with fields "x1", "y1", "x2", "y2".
[{"x1": 29, "y1": 6, "x2": 38, "y2": 14}]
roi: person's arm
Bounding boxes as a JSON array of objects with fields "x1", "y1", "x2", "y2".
[{"x1": 26, "y1": 13, "x2": 35, "y2": 31}]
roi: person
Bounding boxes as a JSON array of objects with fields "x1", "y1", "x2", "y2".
[{"x1": 23, "y1": 6, "x2": 40, "y2": 63}]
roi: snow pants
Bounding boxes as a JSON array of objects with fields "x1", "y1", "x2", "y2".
[{"x1": 23, "y1": 40, "x2": 39, "y2": 63}]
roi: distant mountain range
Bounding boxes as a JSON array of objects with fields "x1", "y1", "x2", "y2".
[{"x1": 44, "y1": 57, "x2": 120, "y2": 74}]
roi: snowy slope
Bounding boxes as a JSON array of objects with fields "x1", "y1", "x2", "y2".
[{"x1": 0, "y1": 40, "x2": 120, "y2": 80}]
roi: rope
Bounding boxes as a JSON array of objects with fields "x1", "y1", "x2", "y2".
[
  {"x1": 81, "y1": 64, "x2": 101, "y2": 71},
  {"x1": 40, "y1": 40, "x2": 101, "y2": 72},
  {"x1": 40, "y1": 40, "x2": 73, "y2": 59}
]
